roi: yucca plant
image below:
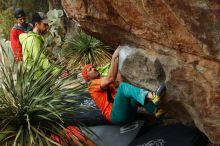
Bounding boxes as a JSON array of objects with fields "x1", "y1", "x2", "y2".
[
  {"x1": 0, "y1": 40, "x2": 92, "y2": 145},
  {"x1": 62, "y1": 28, "x2": 114, "y2": 69}
]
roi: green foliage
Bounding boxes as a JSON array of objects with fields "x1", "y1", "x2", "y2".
[
  {"x1": 0, "y1": 8, "x2": 14, "y2": 39},
  {"x1": 0, "y1": 38, "x2": 14, "y2": 62},
  {"x1": 45, "y1": 9, "x2": 65, "y2": 65},
  {"x1": 97, "y1": 63, "x2": 110, "y2": 77},
  {"x1": 17, "y1": 0, "x2": 48, "y2": 13},
  {"x1": 0, "y1": 40, "x2": 89, "y2": 145},
  {"x1": 0, "y1": 0, "x2": 14, "y2": 10},
  {"x1": 47, "y1": 9, "x2": 64, "y2": 46},
  {"x1": 47, "y1": 9, "x2": 63, "y2": 28},
  {"x1": 63, "y1": 29, "x2": 114, "y2": 69},
  {"x1": 0, "y1": 0, "x2": 49, "y2": 39}
]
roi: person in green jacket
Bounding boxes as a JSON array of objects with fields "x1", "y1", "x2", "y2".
[{"x1": 19, "y1": 12, "x2": 68, "y2": 78}]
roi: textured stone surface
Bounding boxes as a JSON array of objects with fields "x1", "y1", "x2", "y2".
[{"x1": 62, "y1": 0, "x2": 220, "y2": 144}]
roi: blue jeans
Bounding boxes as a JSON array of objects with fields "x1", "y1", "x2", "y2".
[{"x1": 110, "y1": 82, "x2": 157, "y2": 124}]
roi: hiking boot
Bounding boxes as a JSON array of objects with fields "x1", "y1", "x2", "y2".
[{"x1": 151, "y1": 83, "x2": 166, "y2": 105}]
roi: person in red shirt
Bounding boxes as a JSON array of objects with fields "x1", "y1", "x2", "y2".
[
  {"x1": 82, "y1": 47, "x2": 166, "y2": 124},
  {"x1": 10, "y1": 8, "x2": 32, "y2": 61}
]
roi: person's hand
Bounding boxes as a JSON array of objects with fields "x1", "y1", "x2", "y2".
[
  {"x1": 59, "y1": 70, "x2": 70, "y2": 79},
  {"x1": 112, "y1": 46, "x2": 122, "y2": 59}
]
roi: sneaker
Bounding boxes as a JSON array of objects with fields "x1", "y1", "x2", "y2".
[{"x1": 151, "y1": 83, "x2": 166, "y2": 105}]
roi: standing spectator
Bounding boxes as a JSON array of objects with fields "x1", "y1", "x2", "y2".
[
  {"x1": 19, "y1": 12, "x2": 68, "y2": 79},
  {"x1": 10, "y1": 8, "x2": 32, "y2": 61}
]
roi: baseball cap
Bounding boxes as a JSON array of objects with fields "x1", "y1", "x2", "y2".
[
  {"x1": 14, "y1": 8, "x2": 25, "y2": 19},
  {"x1": 32, "y1": 12, "x2": 50, "y2": 24}
]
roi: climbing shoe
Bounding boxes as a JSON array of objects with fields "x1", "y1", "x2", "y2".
[
  {"x1": 154, "y1": 108, "x2": 166, "y2": 118},
  {"x1": 151, "y1": 83, "x2": 166, "y2": 105}
]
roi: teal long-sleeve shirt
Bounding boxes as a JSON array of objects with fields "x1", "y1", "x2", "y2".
[{"x1": 19, "y1": 32, "x2": 60, "y2": 78}]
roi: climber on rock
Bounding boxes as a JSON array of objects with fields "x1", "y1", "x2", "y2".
[{"x1": 81, "y1": 46, "x2": 166, "y2": 125}]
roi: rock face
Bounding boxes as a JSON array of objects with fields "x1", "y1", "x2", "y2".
[{"x1": 61, "y1": 0, "x2": 220, "y2": 144}]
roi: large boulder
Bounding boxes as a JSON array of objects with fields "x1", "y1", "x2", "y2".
[{"x1": 61, "y1": 0, "x2": 220, "y2": 144}]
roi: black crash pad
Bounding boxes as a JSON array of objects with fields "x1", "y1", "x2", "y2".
[
  {"x1": 129, "y1": 123, "x2": 209, "y2": 146},
  {"x1": 62, "y1": 92, "x2": 109, "y2": 126},
  {"x1": 85, "y1": 120, "x2": 144, "y2": 146}
]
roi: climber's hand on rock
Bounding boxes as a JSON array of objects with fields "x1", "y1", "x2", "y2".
[{"x1": 112, "y1": 46, "x2": 121, "y2": 59}]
